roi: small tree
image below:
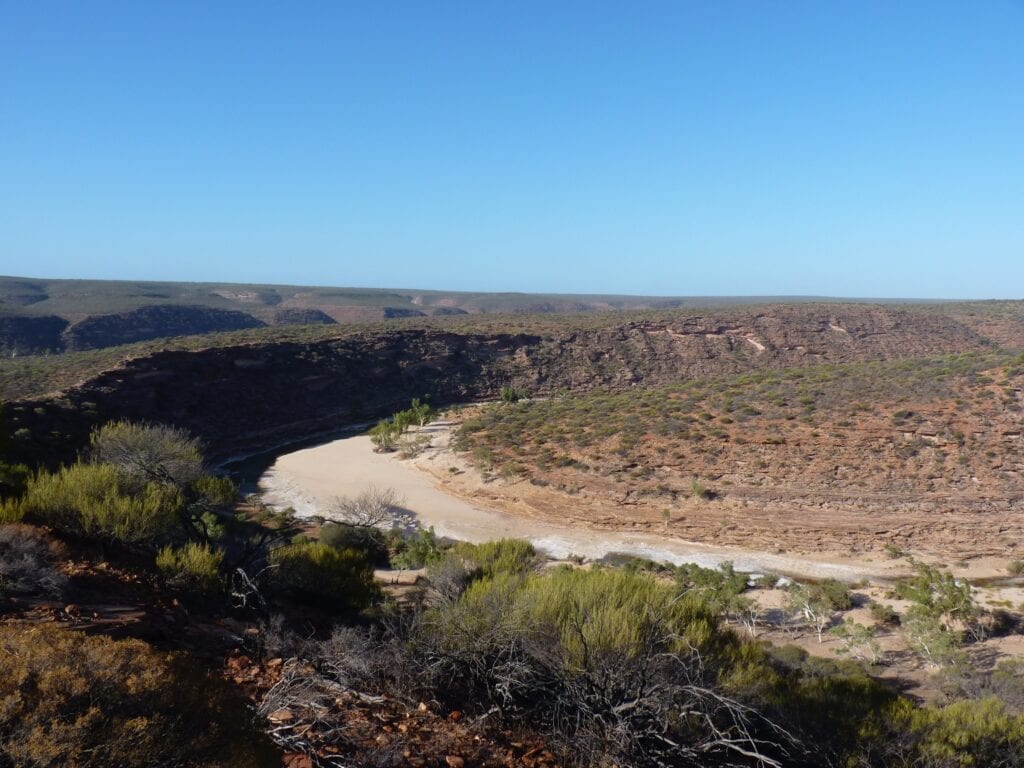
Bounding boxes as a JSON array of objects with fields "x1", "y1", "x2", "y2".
[
  {"x1": 409, "y1": 397, "x2": 435, "y2": 428},
  {"x1": 786, "y1": 580, "x2": 852, "y2": 643},
  {"x1": 369, "y1": 419, "x2": 399, "y2": 452},
  {"x1": 831, "y1": 620, "x2": 882, "y2": 664}
]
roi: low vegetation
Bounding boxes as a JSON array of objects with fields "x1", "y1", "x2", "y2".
[{"x1": 0, "y1": 623, "x2": 278, "y2": 768}]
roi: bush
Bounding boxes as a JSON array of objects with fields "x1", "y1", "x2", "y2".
[
  {"x1": 319, "y1": 521, "x2": 390, "y2": 566},
  {"x1": 391, "y1": 526, "x2": 441, "y2": 570},
  {"x1": 451, "y1": 538, "x2": 539, "y2": 580},
  {"x1": 270, "y1": 541, "x2": 381, "y2": 610},
  {"x1": 88, "y1": 420, "x2": 205, "y2": 489},
  {"x1": 0, "y1": 623, "x2": 278, "y2": 767},
  {"x1": 0, "y1": 524, "x2": 66, "y2": 599},
  {"x1": 419, "y1": 567, "x2": 768, "y2": 765},
  {"x1": 156, "y1": 542, "x2": 224, "y2": 594},
  {"x1": 19, "y1": 463, "x2": 182, "y2": 547},
  {"x1": 0, "y1": 461, "x2": 30, "y2": 501}
]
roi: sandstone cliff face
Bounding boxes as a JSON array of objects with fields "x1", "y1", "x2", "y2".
[{"x1": 2, "y1": 305, "x2": 1006, "y2": 467}]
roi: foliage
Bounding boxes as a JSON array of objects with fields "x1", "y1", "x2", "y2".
[
  {"x1": 369, "y1": 418, "x2": 399, "y2": 452},
  {"x1": 0, "y1": 622, "x2": 278, "y2": 768},
  {"x1": 451, "y1": 538, "x2": 539, "y2": 580},
  {"x1": 270, "y1": 540, "x2": 381, "y2": 610},
  {"x1": 391, "y1": 526, "x2": 441, "y2": 570},
  {"x1": 416, "y1": 567, "x2": 781, "y2": 765},
  {"x1": 895, "y1": 563, "x2": 978, "y2": 665},
  {"x1": 0, "y1": 461, "x2": 30, "y2": 501},
  {"x1": 18, "y1": 462, "x2": 182, "y2": 547},
  {"x1": 0, "y1": 524, "x2": 66, "y2": 599},
  {"x1": 88, "y1": 420, "x2": 205, "y2": 488},
  {"x1": 500, "y1": 386, "x2": 524, "y2": 403},
  {"x1": 830, "y1": 619, "x2": 881, "y2": 663},
  {"x1": 155, "y1": 541, "x2": 225, "y2": 595},
  {"x1": 319, "y1": 521, "x2": 390, "y2": 566},
  {"x1": 786, "y1": 580, "x2": 852, "y2": 643}
]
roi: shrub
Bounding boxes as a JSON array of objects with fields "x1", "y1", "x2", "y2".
[
  {"x1": 319, "y1": 521, "x2": 390, "y2": 566},
  {"x1": 451, "y1": 538, "x2": 539, "y2": 580},
  {"x1": 391, "y1": 526, "x2": 441, "y2": 570},
  {"x1": 270, "y1": 541, "x2": 380, "y2": 610},
  {"x1": 88, "y1": 420, "x2": 205, "y2": 489},
  {"x1": 419, "y1": 567, "x2": 771, "y2": 765},
  {"x1": 19, "y1": 463, "x2": 182, "y2": 547},
  {"x1": 0, "y1": 524, "x2": 66, "y2": 599},
  {"x1": 0, "y1": 461, "x2": 30, "y2": 500},
  {"x1": 155, "y1": 542, "x2": 225, "y2": 594},
  {"x1": 0, "y1": 622, "x2": 278, "y2": 767}
]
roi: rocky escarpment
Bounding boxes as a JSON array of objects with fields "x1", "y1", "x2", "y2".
[
  {"x1": 0, "y1": 315, "x2": 68, "y2": 355},
  {"x1": 62, "y1": 304, "x2": 266, "y2": 351},
  {"x1": 2, "y1": 304, "x2": 1009, "y2": 467}
]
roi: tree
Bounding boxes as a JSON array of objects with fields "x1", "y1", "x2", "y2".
[
  {"x1": 409, "y1": 397, "x2": 435, "y2": 428},
  {"x1": 831, "y1": 620, "x2": 881, "y2": 664},
  {"x1": 786, "y1": 580, "x2": 851, "y2": 643},
  {"x1": 369, "y1": 419, "x2": 399, "y2": 452}
]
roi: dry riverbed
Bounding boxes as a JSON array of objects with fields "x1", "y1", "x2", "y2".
[{"x1": 261, "y1": 421, "x2": 926, "y2": 582}]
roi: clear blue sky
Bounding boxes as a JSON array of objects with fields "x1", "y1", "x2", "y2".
[{"x1": 1, "y1": 2, "x2": 1022, "y2": 298}]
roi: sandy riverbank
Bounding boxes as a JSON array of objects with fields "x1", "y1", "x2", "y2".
[{"x1": 257, "y1": 421, "x2": 915, "y2": 581}]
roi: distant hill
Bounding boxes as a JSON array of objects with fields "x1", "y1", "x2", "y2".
[{"x1": 0, "y1": 274, "x2": 1003, "y2": 355}]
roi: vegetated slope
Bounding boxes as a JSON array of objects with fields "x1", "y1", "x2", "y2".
[
  {"x1": 271, "y1": 308, "x2": 337, "y2": 326},
  {"x1": 2, "y1": 303, "x2": 1017, "y2": 469},
  {"x1": 453, "y1": 352, "x2": 1024, "y2": 558},
  {"x1": 62, "y1": 304, "x2": 267, "y2": 351},
  {"x1": 0, "y1": 315, "x2": 68, "y2": 355}
]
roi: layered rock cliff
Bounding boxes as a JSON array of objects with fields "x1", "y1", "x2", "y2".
[{"x1": 3, "y1": 304, "x2": 1015, "y2": 467}]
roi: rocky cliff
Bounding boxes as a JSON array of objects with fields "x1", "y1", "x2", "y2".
[{"x1": 3, "y1": 304, "x2": 1015, "y2": 467}]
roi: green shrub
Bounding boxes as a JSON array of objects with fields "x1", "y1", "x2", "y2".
[
  {"x1": 319, "y1": 521, "x2": 390, "y2": 566},
  {"x1": 391, "y1": 526, "x2": 441, "y2": 569},
  {"x1": 88, "y1": 420, "x2": 204, "y2": 489},
  {"x1": 20, "y1": 463, "x2": 182, "y2": 547},
  {"x1": 0, "y1": 497, "x2": 24, "y2": 524},
  {"x1": 155, "y1": 542, "x2": 224, "y2": 594},
  {"x1": 451, "y1": 538, "x2": 539, "y2": 580},
  {"x1": 0, "y1": 622, "x2": 278, "y2": 767},
  {"x1": 0, "y1": 461, "x2": 30, "y2": 501},
  {"x1": 270, "y1": 540, "x2": 380, "y2": 610}
]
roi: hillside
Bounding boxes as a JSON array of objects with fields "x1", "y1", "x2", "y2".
[
  {"x1": 4, "y1": 302, "x2": 1023, "y2": 470},
  {"x1": 451, "y1": 351, "x2": 1024, "y2": 559},
  {"x1": 4, "y1": 273, "x2": 1005, "y2": 354}
]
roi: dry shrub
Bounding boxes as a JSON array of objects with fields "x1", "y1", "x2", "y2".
[
  {"x1": 0, "y1": 523, "x2": 66, "y2": 599},
  {"x1": 0, "y1": 622, "x2": 279, "y2": 768}
]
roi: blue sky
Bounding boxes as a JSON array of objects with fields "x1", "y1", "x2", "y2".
[{"x1": 1, "y1": 2, "x2": 1022, "y2": 298}]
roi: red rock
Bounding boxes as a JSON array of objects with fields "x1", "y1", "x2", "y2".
[
  {"x1": 448, "y1": 710, "x2": 463, "y2": 722},
  {"x1": 445, "y1": 757, "x2": 465, "y2": 768},
  {"x1": 283, "y1": 755, "x2": 313, "y2": 768}
]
